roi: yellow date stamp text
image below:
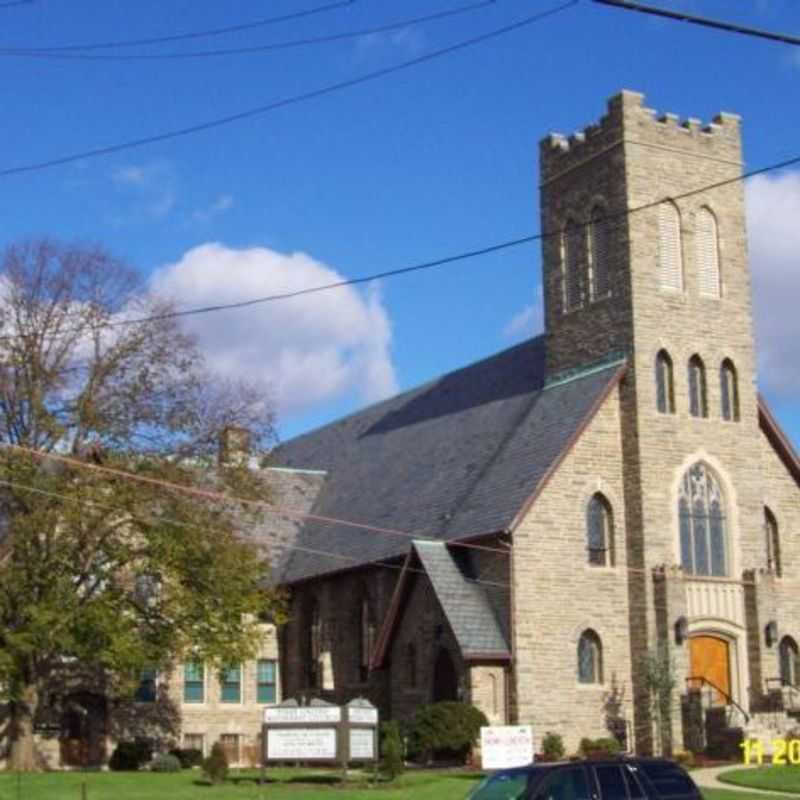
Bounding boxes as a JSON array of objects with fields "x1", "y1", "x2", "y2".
[{"x1": 740, "y1": 739, "x2": 800, "y2": 765}]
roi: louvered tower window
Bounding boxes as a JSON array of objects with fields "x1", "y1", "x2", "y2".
[
  {"x1": 658, "y1": 202, "x2": 683, "y2": 291},
  {"x1": 720, "y1": 359, "x2": 740, "y2": 421},
  {"x1": 696, "y1": 207, "x2": 720, "y2": 298},
  {"x1": 590, "y1": 206, "x2": 610, "y2": 299},
  {"x1": 562, "y1": 220, "x2": 583, "y2": 312},
  {"x1": 688, "y1": 355, "x2": 708, "y2": 418}
]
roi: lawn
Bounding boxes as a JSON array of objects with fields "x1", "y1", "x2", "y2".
[
  {"x1": 716, "y1": 765, "x2": 800, "y2": 795},
  {"x1": 0, "y1": 767, "x2": 480, "y2": 800}
]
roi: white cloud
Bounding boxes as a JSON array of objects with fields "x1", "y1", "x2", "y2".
[
  {"x1": 109, "y1": 161, "x2": 176, "y2": 222},
  {"x1": 503, "y1": 287, "x2": 544, "y2": 340},
  {"x1": 149, "y1": 243, "x2": 398, "y2": 420},
  {"x1": 191, "y1": 193, "x2": 234, "y2": 223},
  {"x1": 746, "y1": 171, "x2": 800, "y2": 399}
]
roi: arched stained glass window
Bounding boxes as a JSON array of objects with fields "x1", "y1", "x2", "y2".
[
  {"x1": 765, "y1": 507, "x2": 781, "y2": 577},
  {"x1": 562, "y1": 219, "x2": 583, "y2": 312},
  {"x1": 590, "y1": 206, "x2": 610, "y2": 299},
  {"x1": 720, "y1": 359, "x2": 740, "y2": 422},
  {"x1": 656, "y1": 350, "x2": 675, "y2": 414},
  {"x1": 678, "y1": 463, "x2": 727, "y2": 577},
  {"x1": 779, "y1": 636, "x2": 799, "y2": 687},
  {"x1": 696, "y1": 207, "x2": 720, "y2": 298},
  {"x1": 578, "y1": 630, "x2": 603, "y2": 684},
  {"x1": 587, "y1": 493, "x2": 614, "y2": 567},
  {"x1": 658, "y1": 202, "x2": 683, "y2": 291},
  {"x1": 688, "y1": 355, "x2": 708, "y2": 418}
]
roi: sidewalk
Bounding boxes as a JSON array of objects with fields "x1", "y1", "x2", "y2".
[{"x1": 692, "y1": 765, "x2": 797, "y2": 796}]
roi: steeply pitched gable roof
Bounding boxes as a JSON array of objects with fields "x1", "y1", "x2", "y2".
[{"x1": 275, "y1": 336, "x2": 625, "y2": 584}]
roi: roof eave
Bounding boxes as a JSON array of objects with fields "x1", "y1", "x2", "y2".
[{"x1": 758, "y1": 394, "x2": 800, "y2": 486}]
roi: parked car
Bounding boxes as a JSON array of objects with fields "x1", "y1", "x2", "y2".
[{"x1": 466, "y1": 757, "x2": 702, "y2": 800}]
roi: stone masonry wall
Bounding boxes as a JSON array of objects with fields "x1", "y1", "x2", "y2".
[{"x1": 512, "y1": 383, "x2": 633, "y2": 755}]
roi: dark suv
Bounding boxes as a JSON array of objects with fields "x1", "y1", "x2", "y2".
[{"x1": 466, "y1": 758, "x2": 702, "y2": 800}]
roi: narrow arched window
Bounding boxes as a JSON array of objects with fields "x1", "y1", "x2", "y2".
[
  {"x1": 655, "y1": 350, "x2": 675, "y2": 414},
  {"x1": 688, "y1": 355, "x2": 708, "y2": 418},
  {"x1": 590, "y1": 206, "x2": 610, "y2": 299},
  {"x1": 359, "y1": 594, "x2": 376, "y2": 681},
  {"x1": 587, "y1": 493, "x2": 614, "y2": 567},
  {"x1": 678, "y1": 462, "x2": 727, "y2": 577},
  {"x1": 406, "y1": 642, "x2": 417, "y2": 689},
  {"x1": 720, "y1": 359, "x2": 740, "y2": 422},
  {"x1": 765, "y1": 507, "x2": 781, "y2": 577},
  {"x1": 562, "y1": 219, "x2": 583, "y2": 312},
  {"x1": 578, "y1": 630, "x2": 603, "y2": 684},
  {"x1": 658, "y1": 201, "x2": 683, "y2": 291},
  {"x1": 779, "y1": 636, "x2": 799, "y2": 687},
  {"x1": 308, "y1": 599, "x2": 321, "y2": 687},
  {"x1": 696, "y1": 207, "x2": 720, "y2": 298}
]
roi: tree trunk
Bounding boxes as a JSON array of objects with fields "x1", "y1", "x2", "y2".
[{"x1": 8, "y1": 683, "x2": 39, "y2": 771}]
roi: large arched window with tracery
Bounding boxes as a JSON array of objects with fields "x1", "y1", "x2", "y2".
[
  {"x1": 678, "y1": 462, "x2": 727, "y2": 577},
  {"x1": 779, "y1": 636, "x2": 799, "y2": 687}
]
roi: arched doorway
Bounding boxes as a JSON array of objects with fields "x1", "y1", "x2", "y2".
[
  {"x1": 59, "y1": 693, "x2": 108, "y2": 767},
  {"x1": 688, "y1": 635, "x2": 731, "y2": 705},
  {"x1": 433, "y1": 648, "x2": 459, "y2": 702}
]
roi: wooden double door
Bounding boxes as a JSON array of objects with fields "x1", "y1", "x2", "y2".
[{"x1": 689, "y1": 634, "x2": 732, "y2": 705}]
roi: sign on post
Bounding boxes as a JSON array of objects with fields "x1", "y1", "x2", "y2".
[
  {"x1": 480, "y1": 725, "x2": 534, "y2": 770},
  {"x1": 262, "y1": 697, "x2": 379, "y2": 768}
]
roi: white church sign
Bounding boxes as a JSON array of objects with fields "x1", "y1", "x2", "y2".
[
  {"x1": 480, "y1": 725, "x2": 534, "y2": 770},
  {"x1": 261, "y1": 697, "x2": 379, "y2": 766}
]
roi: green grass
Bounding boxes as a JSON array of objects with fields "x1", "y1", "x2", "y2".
[
  {"x1": 703, "y1": 790, "x2": 797, "y2": 800},
  {"x1": 0, "y1": 767, "x2": 481, "y2": 800},
  {"x1": 716, "y1": 766, "x2": 800, "y2": 795}
]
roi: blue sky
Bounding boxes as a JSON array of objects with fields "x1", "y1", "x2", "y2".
[{"x1": 2, "y1": 0, "x2": 798, "y2": 449}]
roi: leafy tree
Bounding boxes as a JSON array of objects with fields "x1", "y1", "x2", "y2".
[{"x1": 0, "y1": 239, "x2": 283, "y2": 770}]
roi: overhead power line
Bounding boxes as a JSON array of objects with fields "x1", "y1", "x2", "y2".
[
  {"x1": 0, "y1": 0, "x2": 355, "y2": 52},
  {"x1": 592, "y1": 0, "x2": 800, "y2": 47},
  {"x1": 1, "y1": 147, "x2": 798, "y2": 345},
  {"x1": 0, "y1": 0, "x2": 496, "y2": 61},
  {"x1": 0, "y1": 476, "x2": 511, "y2": 590},
  {"x1": 0, "y1": 0, "x2": 578, "y2": 178}
]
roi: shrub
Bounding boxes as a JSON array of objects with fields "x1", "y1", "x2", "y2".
[
  {"x1": 202, "y1": 741, "x2": 229, "y2": 784},
  {"x1": 542, "y1": 732, "x2": 565, "y2": 761},
  {"x1": 579, "y1": 737, "x2": 622, "y2": 757},
  {"x1": 380, "y1": 721, "x2": 404, "y2": 780},
  {"x1": 408, "y1": 701, "x2": 488, "y2": 763},
  {"x1": 108, "y1": 740, "x2": 152, "y2": 771},
  {"x1": 169, "y1": 747, "x2": 204, "y2": 769},
  {"x1": 150, "y1": 753, "x2": 182, "y2": 772}
]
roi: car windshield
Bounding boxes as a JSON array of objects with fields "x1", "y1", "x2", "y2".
[{"x1": 467, "y1": 770, "x2": 536, "y2": 800}]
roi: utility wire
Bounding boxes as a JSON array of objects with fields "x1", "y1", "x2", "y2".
[
  {"x1": 1, "y1": 147, "x2": 798, "y2": 345},
  {"x1": 0, "y1": 0, "x2": 496, "y2": 61},
  {"x1": 0, "y1": 0, "x2": 355, "y2": 52},
  {"x1": 0, "y1": 0, "x2": 578, "y2": 179},
  {"x1": 0, "y1": 476, "x2": 511, "y2": 589},
  {"x1": 592, "y1": 0, "x2": 800, "y2": 47},
  {"x1": 2, "y1": 443, "x2": 512, "y2": 559}
]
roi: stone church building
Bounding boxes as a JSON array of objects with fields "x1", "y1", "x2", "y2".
[
  {"x1": 5, "y1": 90, "x2": 798, "y2": 769},
  {"x1": 271, "y1": 90, "x2": 800, "y2": 755}
]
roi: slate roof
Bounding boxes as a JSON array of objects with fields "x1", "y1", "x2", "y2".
[
  {"x1": 413, "y1": 540, "x2": 509, "y2": 657},
  {"x1": 275, "y1": 336, "x2": 624, "y2": 584}
]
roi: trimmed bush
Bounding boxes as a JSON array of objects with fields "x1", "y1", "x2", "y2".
[
  {"x1": 108, "y1": 740, "x2": 152, "y2": 771},
  {"x1": 408, "y1": 701, "x2": 488, "y2": 763},
  {"x1": 150, "y1": 753, "x2": 182, "y2": 772},
  {"x1": 169, "y1": 747, "x2": 204, "y2": 769},
  {"x1": 579, "y1": 737, "x2": 623, "y2": 757},
  {"x1": 202, "y1": 741, "x2": 229, "y2": 784},
  {"x1": 542, "y1": 732, "x2": 565, "y2": 761},
  {"x1": 380, "y1": 721, "x2": 404, "y2": 780}
]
